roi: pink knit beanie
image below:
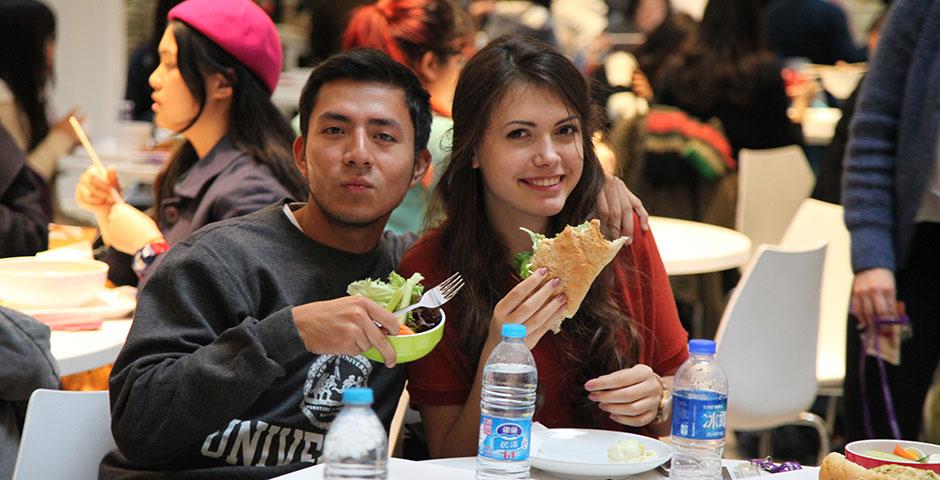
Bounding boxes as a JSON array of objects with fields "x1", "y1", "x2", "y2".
[{"x1": 168, "y1": 0, "x2": 282, "y2": 93}]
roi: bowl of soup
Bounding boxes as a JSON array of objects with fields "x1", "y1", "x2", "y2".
[{"x1": 0, "y1": 257, "x2": 109, "y2": 308}]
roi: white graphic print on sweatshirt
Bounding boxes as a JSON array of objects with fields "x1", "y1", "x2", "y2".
[{"x1": 199, "y1": 354, "x2": 372, "y2": 466}]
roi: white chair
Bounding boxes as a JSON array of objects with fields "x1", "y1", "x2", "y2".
[
  {"x1": 736, "y1": 146, "x2": 815, "y2": 257},
  {"x1": 714, "y1": 243, "x2": 828, "y2": 464},
  {"x1": 12, "y1": 389, "x2": 115, "y2": 480},
  {"x1": 780, "y1": 199, "x2": 853, "y2": 431}
]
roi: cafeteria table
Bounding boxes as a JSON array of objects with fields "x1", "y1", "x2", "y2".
[
  {"x1": 270, "y1": 456, "x2": 820, "y2": 479},
  {"x1": 648, "y1": 216, "x2": 752, "y2": 276},
  {"x1": 50, "y1": 319, "x2": 132, "y2": 376}
]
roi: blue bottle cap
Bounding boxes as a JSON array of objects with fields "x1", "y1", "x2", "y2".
[
  {"x1": 342, "y1": 387, "x2": 374, "y2": 405},
  {"x1": 502, "y1": 324, "x2": 527, "y2": 338},
  {"x1": 689, "y1": 339, "x2": 716, "y2": 355}
]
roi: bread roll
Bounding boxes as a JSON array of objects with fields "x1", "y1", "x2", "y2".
[{"x1": 819, "y1": 453, "x2": 939, "y2": 480}]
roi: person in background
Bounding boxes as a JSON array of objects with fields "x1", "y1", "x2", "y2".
[
  {"x1": 655, "y1": 0, "x2": 801, "y2": 159},
  {"x1": 0, "y1": 0, "x2": 81, "y2": 182},
  {"x1": 298, "y1": 0, "x2": 373, "y2": 66},
  {"x1": 0, "y1": 123, "x2": 48, "y2": 258},
  {"x1": 763, "y1": 0, "x2": 866, "y2": 65},
  {"x1": 842, "y1": 0, "x2": 940, "y2": 442},
  {"x1": 398, "y1": 35, "x2": 688, "y2": 458},
  {"x1": 0, "y1": 307, "x2": 59, "y2": 479},
  {"x1": 632, "y1": 12, "x2": 697, "y2": 92},
  {"x1": 342, "y1": 0, "x2": 474, "y2": 234},
  {"x1": 123, "y1": 0, "x2": 185, "y2": 122},
  {"x1": 75, "y1": 0, "x2": 306, "y2": 287},
  {"x1": 811, "y1": 11, "x2": 886, "y2": 205}
]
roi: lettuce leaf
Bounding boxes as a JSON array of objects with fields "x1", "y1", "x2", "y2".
[
  {"x1": 512, "y1": 227, "x2": 548, "y2": 279},
  {"x1": 347, "y1": 272, "x2": 425, "y2": 313}
]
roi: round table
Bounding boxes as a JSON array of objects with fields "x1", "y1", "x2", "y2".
[
  {"x1": 648, "y1": 217, "x2": 752, "y2": 276},
  {"x1": 50, "y1": 319, "x2": 132, "y2": 376}
]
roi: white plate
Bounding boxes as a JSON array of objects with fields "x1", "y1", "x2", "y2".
[
  {"x1": 531, "y1": 429, "x2": 671, "y2": 479},
  {"x1": 18, "y1": 286, "x2": 136, "y2": 321}
]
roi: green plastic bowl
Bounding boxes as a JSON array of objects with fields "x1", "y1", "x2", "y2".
[{"x1": 363, "y1": 309, "x2": 446, "y2": 364}]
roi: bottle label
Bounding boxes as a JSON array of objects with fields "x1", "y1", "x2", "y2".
[
  {"x1": 478, "y1": 415, "x2": 531, "y2": 461},
  {"x1": 671, "y1": 391, "x2": 727, "y2": 440}
]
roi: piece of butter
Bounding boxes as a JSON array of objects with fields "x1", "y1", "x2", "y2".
[{"x1": 607, "y1": 439, "x2": 657, "y2": 463}]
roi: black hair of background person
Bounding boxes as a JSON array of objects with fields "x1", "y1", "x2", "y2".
[
  {"x1": 0, "y1": 0, "x2": 56, "y2": 150},
  {"x1": 0, "y1": 123, "x2": 49, "y2": 258},
  {"x1": 151, "y1": 20, "x2": 308, "y2": 221},
  {"x1": 124, "y1": 0, "x2": 185, "y2": 122},
  {"x1": 298, "y1": 0, "x2": 373, "y2": 66}
]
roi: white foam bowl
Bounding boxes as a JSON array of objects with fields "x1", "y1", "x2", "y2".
[
  {"x1": 0, "y1": 257, "x2": 109, "y2": 308},
  {"x1": 819, "y1": 66, "x2": 866, "y2": 100}
]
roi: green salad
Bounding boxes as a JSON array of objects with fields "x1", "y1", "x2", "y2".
[{"x1": 347, "y1": 272, "x2": 428, "y2": 331}]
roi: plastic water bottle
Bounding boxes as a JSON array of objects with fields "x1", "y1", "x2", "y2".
[
  {"x1": 323, "y1": 387, "x2": 388, "y2": 480},
  {"x1": 476, "y1": 324, "x2": 538, "y2": 479},
  {"x1": 670, "y1": 339, "x2": 728, "y2": 480}
]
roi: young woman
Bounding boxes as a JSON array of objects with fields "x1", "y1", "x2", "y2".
[
  {"x1": 398, "y1": 35, "x2": 688, "y2": 458},
  {"x1": 341, "y1": 0, "x2": 474, "y2": 234},
  {"x1": 0, "y1": 0, "x2": 80, "y2": 182},
  {"x1": 76, "y1": 0, "x2": 306, "y2": 285}
]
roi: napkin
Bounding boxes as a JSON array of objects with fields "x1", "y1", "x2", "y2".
[{"x1": 531, "y1": 421, "x2": 549, "y2": 456}]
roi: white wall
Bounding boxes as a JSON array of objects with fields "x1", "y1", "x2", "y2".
[{"x1": 47, "y1": 0, "x2": 126, "y2": 141}]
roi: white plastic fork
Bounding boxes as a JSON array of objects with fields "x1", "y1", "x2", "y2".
[{"x1": 393, "y1": 272, "x2": 464, "y2": 317}]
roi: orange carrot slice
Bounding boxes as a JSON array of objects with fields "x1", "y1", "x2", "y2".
[
  {"x1": 398, "y1": 322, "x2": 415, "y2": 335},
  {"x1": 894, "y1": 445, "x2": 919, "y2": 461}
]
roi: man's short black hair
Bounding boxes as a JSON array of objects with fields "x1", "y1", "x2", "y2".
[{"x1": 298, "y1": 48, "x2": 432, "y2": 154}]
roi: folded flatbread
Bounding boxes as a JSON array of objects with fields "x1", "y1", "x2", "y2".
[
  {"x1": 819, "y1": 453, "x2": 939, "y2": 480},
  {"x1": 527, "y1": 219, "x2": 628, "y2": 332}
]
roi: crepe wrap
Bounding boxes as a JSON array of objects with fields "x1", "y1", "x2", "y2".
[{"x1": 529, "y1": 219, "x2": 628, "y2": 332}]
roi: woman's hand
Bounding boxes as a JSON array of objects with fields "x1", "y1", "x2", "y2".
[
  {"x1": 490, "y1": 267, "x2": 567, "y2": 349},
  {"x1": 598, "y1": 174, "x2": 649, "y2": 241},
  {"x1": 76, "y1": 165, "x2": 121, "y2": 217},
  {"x1": 631, "y1": 70, "x2": 654, "y2": 100},
  {"x1": 850, "y1": 267, "x2": 897, "y2": 328},
  {"x1": 584, "y1": 364, "x2": 663, "y2": 427},
  {"x1": 105, "y1": 203, "x2": 164, "y2": 255}
]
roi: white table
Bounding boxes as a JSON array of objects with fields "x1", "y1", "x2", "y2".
[
  {"x1": 648, "y1": 217, "x2": 752, "y2": 276},
  {"x1": 272, "y1": 456, "x2": 820, "y2": 479},
  {"x1": 50, "y1": 319, "x2": 132, "y2": 376}
]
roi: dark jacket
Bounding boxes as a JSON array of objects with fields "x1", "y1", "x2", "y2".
[
  {"x1": 0, "y1": 307, "x2": 59, "y2": 479},
  {"x1": 764, "y1": 0, "x2": 866, "y2": 65},
  {"x1": 99, "y1": 137, "x2": 292, "y2": 286},
  {"x1": 0, "y1": 123, "x2": 49, "y2": 258},
  {"x1": 842, "y1": 0, "x2": 940, "y2": 272}
]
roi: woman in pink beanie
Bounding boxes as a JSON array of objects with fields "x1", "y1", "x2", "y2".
[{"x1": 75, "y1": 0, "x2": 306, "y2": 286}]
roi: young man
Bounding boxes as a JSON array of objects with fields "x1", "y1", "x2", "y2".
[{"x1": 102, "y1": 49, "x2": 432, "y2": 479}]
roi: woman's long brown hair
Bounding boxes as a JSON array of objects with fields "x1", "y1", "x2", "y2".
[{"x1": 431, "y1": 34, "x2": 641, "y2": 425}]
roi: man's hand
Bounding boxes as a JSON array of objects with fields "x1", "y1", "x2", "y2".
[
  {"x1": 584, "y1": 364, "x2": 663, "y2": 427},
  {"x1": 851, "y1": 267, "x2": 898, "y2": 327},
  {"x1": 597, "y1": 175, "x2": 649, "y2": 241},
  {"x1": 292, "y1": 296, "x2": 400, "y2": 368}
]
